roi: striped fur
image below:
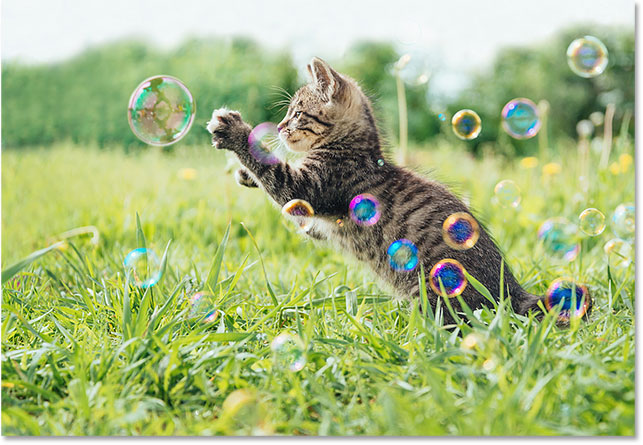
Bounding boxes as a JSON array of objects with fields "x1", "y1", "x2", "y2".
[{"x1": 208, "y1": 57, "x2": 591, "y2": 325}]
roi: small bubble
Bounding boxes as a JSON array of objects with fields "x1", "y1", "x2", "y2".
[
  {"x1": 537, "y1": 218, "x2": 580, "y2": 261},
  {"x1": 123, "y1": 248, "x2": 162, "y2": 288},
  {"x1": 501, "y1": 98, "x2": 541, "y2": 139},
  {"x1": 387, "y1": 239, "x2": 419, "y2": 271},
  {"x1": 271, "y1": 333, "x2": 306, "y2": 372},
  {"x1": 451, "y1": 109, "x2": 482, "y2": 140},
  {"x1": 282, "y1": 199, "x2": 314, "y2": 231},
  {"x1": 128, "y1": 75, "x2": 195, "y2": 146},
  {"x1": 189, "y1": 292, "x2": 218, "y2": 322},
  {"x1": 567, "y1": 36, "x2": 609, "y2": 78},
  {"x1": 545, "y1": 277, "x2": 590, "y2": 320},
  {"x1": 349, "y1": 193, "x2": 381, "y2": 226},
  {"x1": 579, "y1": 208, "x2": 606, "y2": 236},
  {"x1": 442, "y1": 212, "x2": 480, "y2": 250},
  {"x1": 336, "y1": 218, "x2": 344, "y2": 227},
  {"x1": 494, "y1": 180, "x2": 521, "y2": 208},
  {"x1": 438, "y1": 113, "x2": 447, "y2": 122},
  {"x1": 377, "y1": 159, "x2": 385, "y2": 167},
  {"x1": 611, "y1": 203, "x2": 635, "y2": 241},
  {"x1": 429, "y1": 258, "x2": 468, "y2": 297},
  {"x1": 604, "y1": 238, "x2": 633, "y2": 268},
  {"x1": 248, "y1": 122, "x2": 280, "y2": 165}
]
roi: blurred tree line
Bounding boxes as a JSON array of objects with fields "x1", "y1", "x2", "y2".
[{"x1": 1, "y1": 25, "x2": 633, "y2": 157}]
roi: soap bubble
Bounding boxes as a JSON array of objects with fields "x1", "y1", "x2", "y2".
[
  {"x1": 494, "y1": 180, "x2": 521, "y2": 208},
  {"x1": 442, "y1": 212, "x2": 480, "y2": 250},
  {"x1": 349, "y1": 193, "x2": 381, "y2": 226},
  {"x1": 501, "y1": 98, "x2": 541, "y2": 139},
  {"x1": 438, "y1": 113, "x2": 447, "y2": 122},
  {"x1": 189, "y1": 292, "x2": 219, "y2": 323},
  {"x1": 271, "y1": 333, "x2": 306, "y2": 372},
  {"x1": 579, "y1": 208, "x2": 606, "y2": 236},
  {"x1": 429, "y1": 258, "x2": 467, "y2": 297},
  {"x1": 123, "y1": 248, "x2": 162, "y2": 288},
  {"x1": 611, "y1": 203, "x2": 635, "y2": 241},
  {"x1": 387, "y1": 239, "x2": 419, "y2": 271},
  {"x1": 537, "y1": 218, "x2": 580, "y2": 261},
  {"x1": 567, "y1": 36, "x2": 609, "y2": 78},
  {"x1": 248, "y1": 122, "x2": 280, "y2": 165},
  {"x1": 128, "y1": 75, "x2": 195, "y2": 146},
  {"x1": 377, "y1": 159, "x2": 385, "y2": 167},
  {"x1": 545, "y1": 278, "x2": 590, "y2": 320},
  {"x1": 452, "y1": 109, "x2": 482, "y2": 140},
  {"x1": 604, "y1": 238, "x2": 633, "y2": 268},
  {"x1": 282, "y1": 199, "x2": 314, "y2": 231}
]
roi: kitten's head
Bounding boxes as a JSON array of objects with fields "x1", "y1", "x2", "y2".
[{"x1": 277, "y1": 57, "x2": 374, "y2": 152}]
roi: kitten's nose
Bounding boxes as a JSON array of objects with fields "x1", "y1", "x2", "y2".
[{"x1": 277, "y1": 119, "x2": 287, "y2": 132}]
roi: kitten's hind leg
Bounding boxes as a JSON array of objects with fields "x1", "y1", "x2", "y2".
[{"x1": 235, "y1": 168, "x2": 259, "y2": 188}]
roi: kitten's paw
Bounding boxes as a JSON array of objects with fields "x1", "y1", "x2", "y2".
[
  {"x1": 207, "y1": 107, "x2": 252, "y2": 151},
  {"x1": 234, "y1": 168, "x2": 258, "y2": 188}
]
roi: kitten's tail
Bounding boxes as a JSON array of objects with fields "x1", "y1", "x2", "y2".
[{"x1": 512, "y1": 289, "x2": 593, "y2": 326}]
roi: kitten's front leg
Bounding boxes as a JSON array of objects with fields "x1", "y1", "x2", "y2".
[{"x1": 235, "y1": 168, "x2": 259, "y2": 188}]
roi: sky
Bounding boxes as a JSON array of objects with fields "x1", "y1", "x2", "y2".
[{"x1": 1, "y1": 0, "x2": 634, "y2": 95}]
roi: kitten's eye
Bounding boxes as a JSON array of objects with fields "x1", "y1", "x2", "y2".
[{"x1": 294, "y1": 111, "x2": 302, "y2": 118}]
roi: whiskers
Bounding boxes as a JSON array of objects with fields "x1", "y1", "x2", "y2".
[{"x1": 268, "y1": 85, "x2": 293, "y2": 112}]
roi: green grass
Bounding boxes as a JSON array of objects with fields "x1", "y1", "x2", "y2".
[{"x1": 1, "y1": 138, "x2": 634, "y2": 436}]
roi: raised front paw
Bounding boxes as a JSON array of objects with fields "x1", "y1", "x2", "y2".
[
  {"x1": 206, "y1": 108, "x2": 252, "y2": 151},
  {"x1": 234, "y1": 168, "x2": 259, "y2": 188}
]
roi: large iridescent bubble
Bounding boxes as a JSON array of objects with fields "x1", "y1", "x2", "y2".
[
  {"x1": 128, "y1": 75, "x2": 195, "y2": 146},
  {"x1": 271, "y1": 333, "x2": 306, "y2": 372}
]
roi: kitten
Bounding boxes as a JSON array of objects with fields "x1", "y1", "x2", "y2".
[{"x1": 207, "y1": 57, "x2": 591, "y2": 325}]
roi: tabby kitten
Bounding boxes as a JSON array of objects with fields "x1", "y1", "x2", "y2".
[{"x1": 207, "y1": 57, "x2": 590, "y2": 325}]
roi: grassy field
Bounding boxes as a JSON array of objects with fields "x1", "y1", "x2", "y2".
[{"x1": 1, "y1": 137, "x2": 635, "y2": 436}]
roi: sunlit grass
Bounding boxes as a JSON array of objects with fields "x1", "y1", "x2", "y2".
[{"x1": 1, "y1": 138, "x2": 634, "y2": 436}]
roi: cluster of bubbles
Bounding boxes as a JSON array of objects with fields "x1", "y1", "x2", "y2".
[
  {"x1": 271, "y1": 332, "x2": 306, "y2": 372},
  {"x1": 566, "y1": 36, "x2": 609, "y2": 78},
  {"x1": 281, "y1": 199, "x2": 315, "y2": 231},
  {"x1": 545, "y1": 278, "x2": 590, "y2": 320},
  {"x1": 189, "y1": 292, "x2": 219, "y2": 323},
  {"x1": 123, "y1": 248, "x2": 162, "y2": 288},
  {"x1": 248, "y1": 122, "x2": 281, "y2": 165},
  {"x1": 494, "y1": 180, "x2": 521, "y2": 208},
  {"x1": 429, "y1": 259, "x2": 468, "y2": 297},
  {"x1": 128, "y1": 76, "x2": 195, "y2": 146},
  {"x1": 442, "y1": 212, "x2": 480, "y2": 250},
  {"x1": 444, "y1": 36, "x2": 608, "y2": 142}
]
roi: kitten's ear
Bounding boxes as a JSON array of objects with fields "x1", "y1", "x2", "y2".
[{"x1": 308, "y1": 57, "x2": 346, "y2": 102}]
